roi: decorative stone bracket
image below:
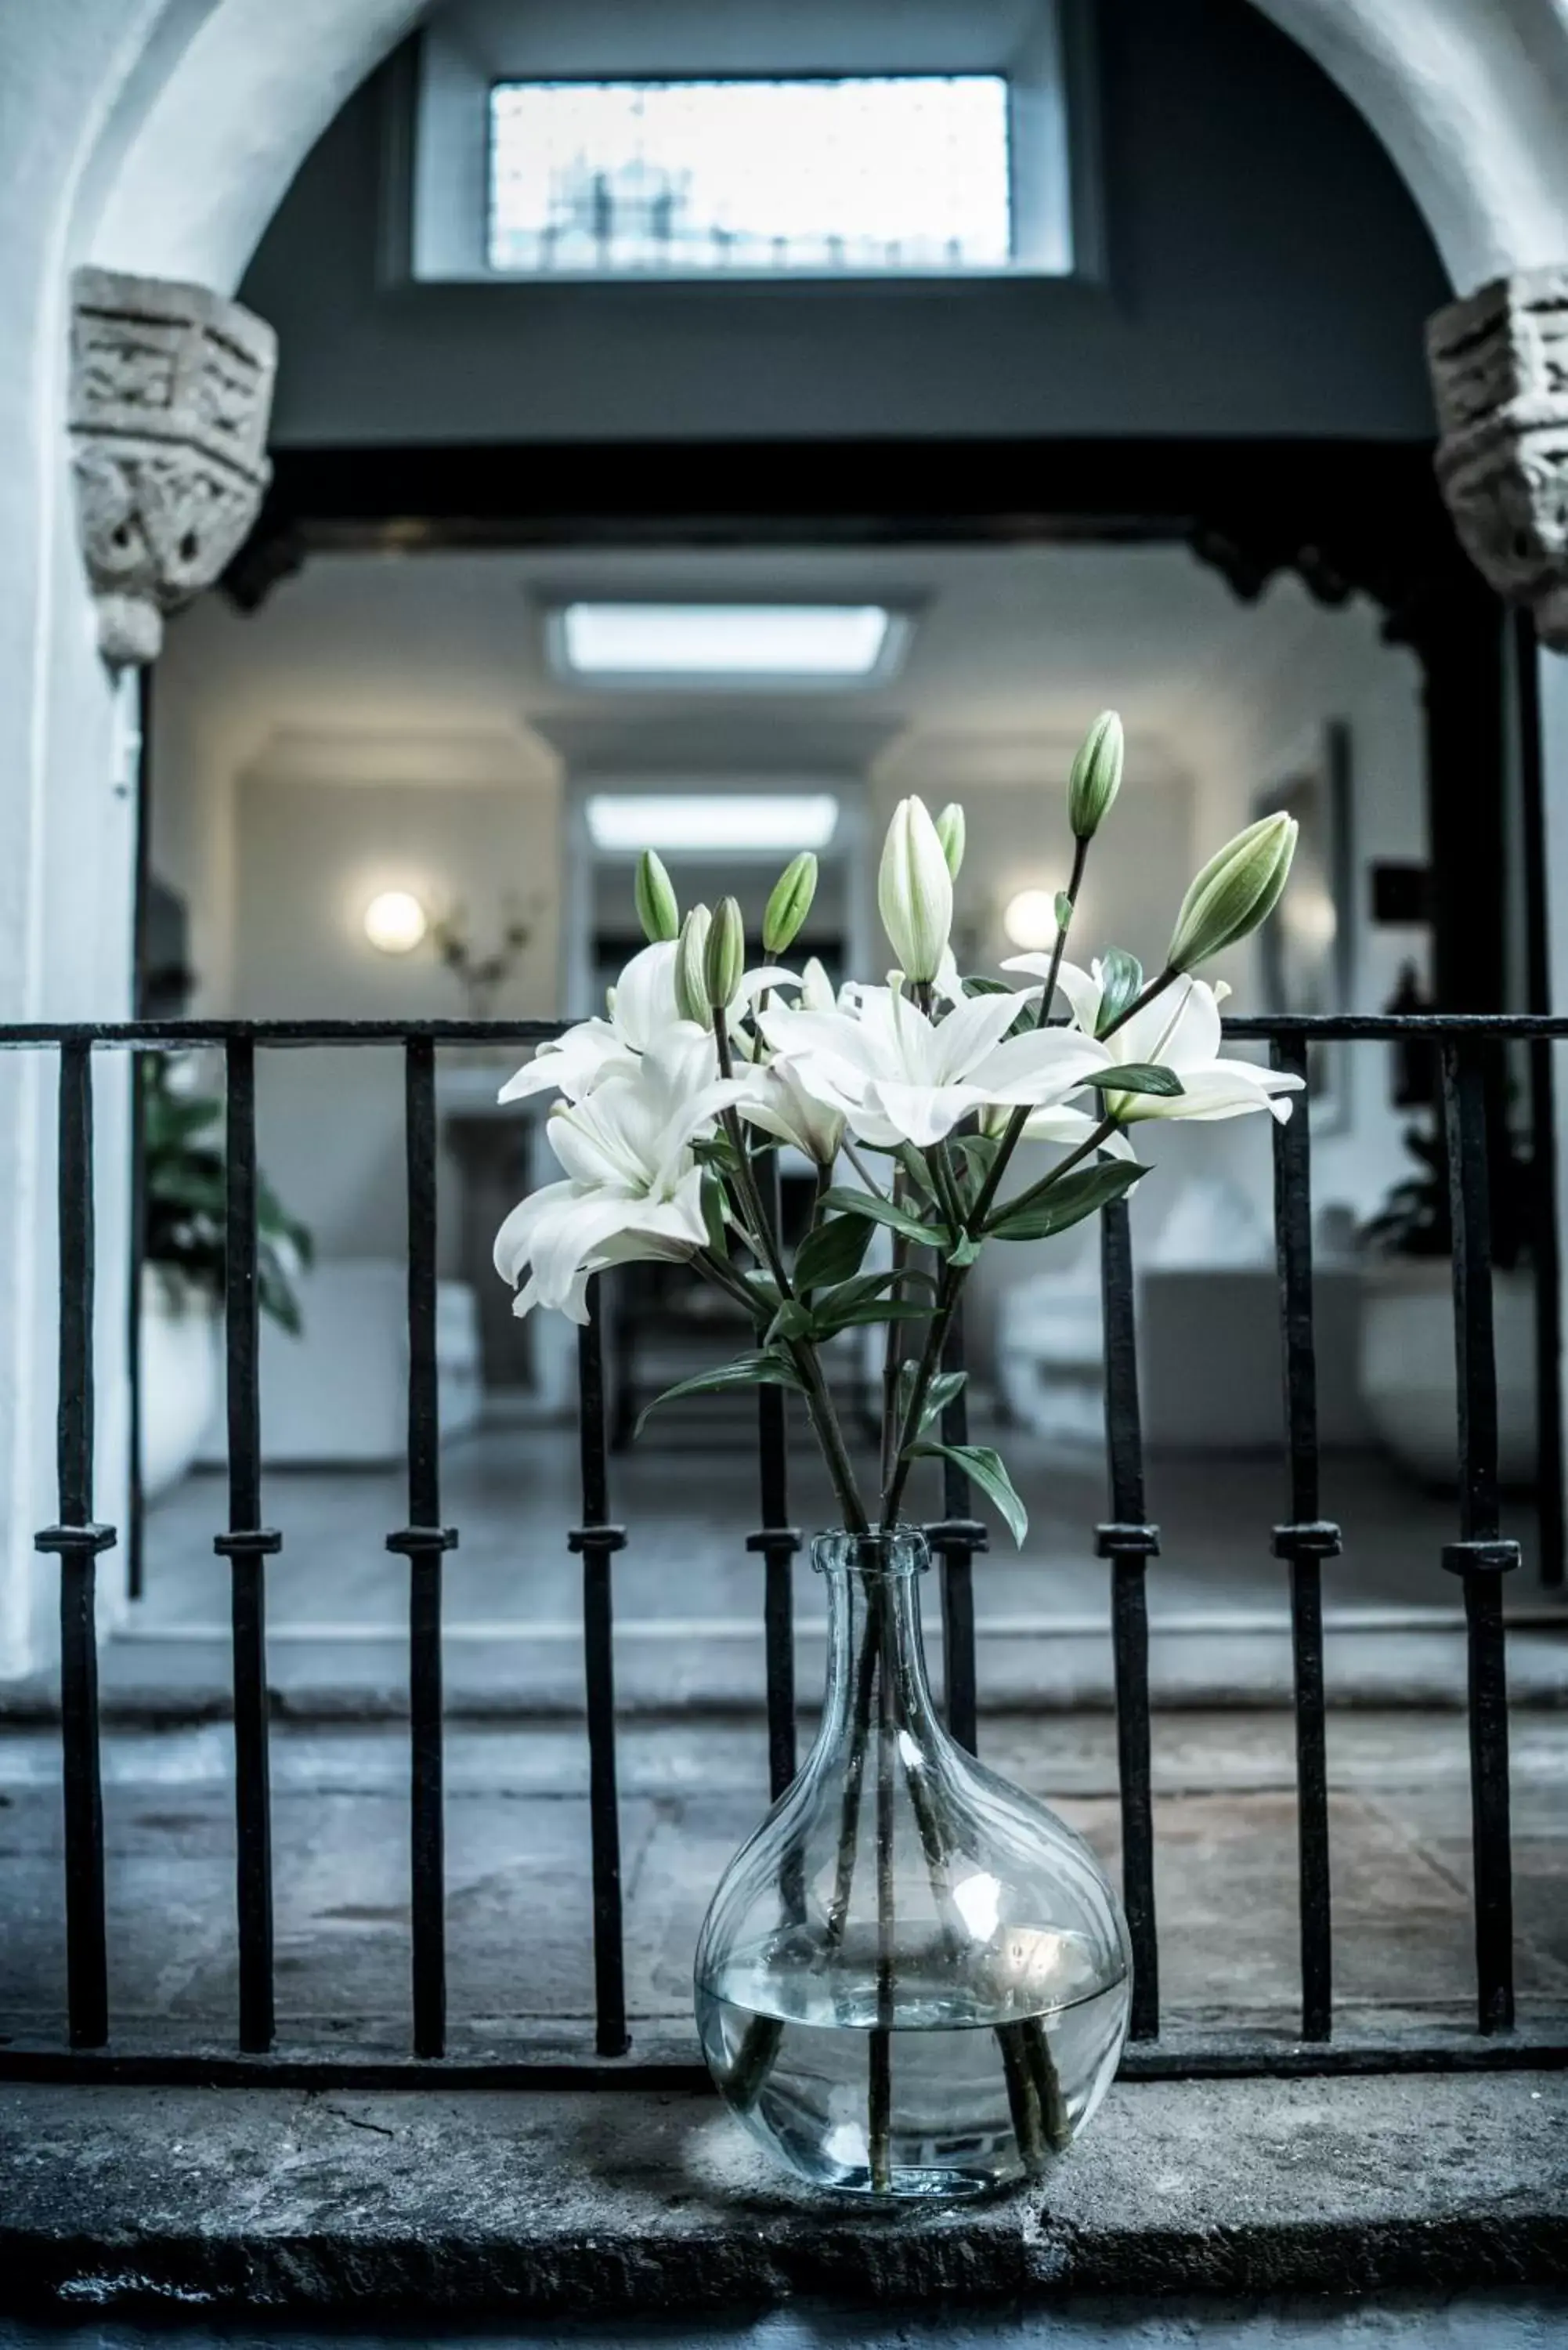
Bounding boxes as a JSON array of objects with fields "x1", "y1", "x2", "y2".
[
  {"x1": 69, "y1": 268, "x2": 277, "y2": 666},
  {"x1": 1428, "y1": 269, "x2": 1568, "y2": 653}
]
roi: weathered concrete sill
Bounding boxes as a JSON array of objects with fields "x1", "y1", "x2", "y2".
[{"x1": 2, "y1": 2073, "x2": 1563, "y2": 2316}]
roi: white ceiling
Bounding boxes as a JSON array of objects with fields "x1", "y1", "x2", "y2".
[{"x1": 164, "y1": 538, "x2": 1353, "y2": 792}]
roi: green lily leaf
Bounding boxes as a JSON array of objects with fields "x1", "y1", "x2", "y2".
[
  {"x1": 1095, "y1": 949, "x2": 1143, "y2": 1036},
  {"x1": 986, "y1": 1159, "x2": 1145, "y2": 1242},
  {"x1": 793, "y1": 1213, "x2": 874, "y2": 1292},
  {"x1": 910, "y1": 1441, "x2": 1028, "y2": 1546},
  {"x1": 635, "y1": 1350, "x2": 806, "y2": 1436},
  {"x1": 820, "y1": 1187, "x2": 945, "y2": 1248},
  {"x1": 1081, "y1": 1062, "x2": 1184, "y2": 1099},
  {"x1": 815, "y1": 1299, "x2": 934, "y2": 1333}
]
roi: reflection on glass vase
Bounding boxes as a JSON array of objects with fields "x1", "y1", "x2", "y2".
[{"x1": 695, "y1": 1528, "x2": 1133, "y2": 2199}]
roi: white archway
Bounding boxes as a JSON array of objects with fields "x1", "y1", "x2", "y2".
[{"x1": 1, "y1": 0, "x2": 1566, "y2": 1676}]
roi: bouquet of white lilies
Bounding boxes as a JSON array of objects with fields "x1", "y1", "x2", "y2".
[{"x1": 495, "y1": 713, "x2": 1302, "y2": 1542}]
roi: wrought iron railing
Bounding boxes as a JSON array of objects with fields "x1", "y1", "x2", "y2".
[{"x1": 2, "y1": 1014, "x2": 1566, "y2": 2085}]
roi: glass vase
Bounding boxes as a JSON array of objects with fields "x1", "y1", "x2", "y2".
[{"x1": 695, "y1": 1528, "x2": 1132, "y2": 2199}]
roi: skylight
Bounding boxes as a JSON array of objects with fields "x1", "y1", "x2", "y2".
[
  {"x1": 555, "y1": 603, "x2": 898, "y2": 682},
  {"x1": 490, "y1": 78, "x2": 1012, "y2": 277},
  {"x1": 586, "y1": 794, "x2": 840, "y2": 855}
]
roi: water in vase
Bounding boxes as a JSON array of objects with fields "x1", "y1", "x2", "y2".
[{"x1": 698, "y1": 1928, "x2": 1129, "y2": 2198}]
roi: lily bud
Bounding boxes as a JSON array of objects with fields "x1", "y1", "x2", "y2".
[
  {"x1": 934, "y1": 802, "x2": 966, "y2": 880},
  {"x1": 878, "y1": 795, "x2": 953, "y2": 985},
  {"x1": 675, "y1": 904, "x2": 713, "y2": 1027},
  {"x1": 1168, "y1": 812, "x2": 1299, "y2": 974},
  {"x1": 763, "y1": 852, "x2": 818, "y2": 955},
  {"x1": 704, "y1": 896, "x2": 745, "y2": 1011},
  {"x1": 1068, "y1": 711, "x2": 1124, "y2": 841},
  {"x1": 634, "y1": 849, "x2": 680, "y2": 943}
]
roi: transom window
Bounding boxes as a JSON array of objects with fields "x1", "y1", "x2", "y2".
[{"x1": 487, "y1": 77, "x2": 1013, "y2": 277}]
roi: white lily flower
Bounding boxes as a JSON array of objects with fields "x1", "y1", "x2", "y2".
[
  {"x1": 499, "y1": 939, "x2": 796, "y2": 1107},
  {"x1": 493, "y1": 1033, "x2": 749, "y2": 1321},
  {"x1": 1002, "y1": 956, "x2": 1304, "y2": 1133},
  {"x1": 737, "y1": 1058, "x2": 846, "y2": 1165},
  {"x1": 760, "y1": 981, "x2": 1110, "y2": 1151}
]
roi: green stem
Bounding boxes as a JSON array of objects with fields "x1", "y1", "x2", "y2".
[
  {"x1": 843, "y1": 1139, "x2": 890, "y2": 1202},
  {"x1": 967, "y1": 833, "x2": 1088, "y2": 1235},
  {"x1": 879, "y1": 1113, "x2": 1121, "y2": 1529}
]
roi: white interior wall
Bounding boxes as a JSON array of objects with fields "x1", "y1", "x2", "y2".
[{"x1": 232, "y1": 741, "x2": 560, "y2": 1273}]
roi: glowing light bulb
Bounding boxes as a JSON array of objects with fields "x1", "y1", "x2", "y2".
[
  {"x1": 1003, "y1": 888, "x2": 1060, "y2": 953},
  {"x1": 363, "y1": 890, "x2": 428, "y2": 955}
]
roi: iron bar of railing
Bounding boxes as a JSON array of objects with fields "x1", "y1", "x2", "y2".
[
  {"x1": 1440, "y1": 1041, "x2": 1519, "y2": 2035},
  {"x1": 749, "y1": 1149, "x2": 799, "y2": 1801},
  {"x1": 1270, "y1": 1034, "x2": 1339, "y2": 2044},
  {"x1": 12, "y1": 1010, "x2": 1568, "y2": 1052},
  {"x1": 212, "y1": 1038, "x2": 278, "y2": 2055},
  {"x1": 1097, "y1": 1195, "x2": 1160, "y2": 2043},
  {"x1": 35, "y1": 1040, "x2": 113, "y2": 2050},
  {"x1": 572, "y1": 1281, "x2": 630, "y2": 2057},
  {"x1": 930, "y1": 1304, "x2": 983, "y2": 1755},
  {"x1": 385, "y1": 1036, "x2": 454, "y2": 2059},
  {"x1": 9, "y1": 1012, "x2": 1563, "y2": 2087}
]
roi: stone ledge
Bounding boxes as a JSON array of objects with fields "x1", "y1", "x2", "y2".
[{"x1": 1, "y1": 2073, "x2": 1563, "y2": 2316}]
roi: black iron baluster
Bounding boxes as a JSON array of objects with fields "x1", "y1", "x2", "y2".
[
  {"x1": 570, "y1": 1281, "x2": 629, "y2": 2057},
  {"x1": 36, "y1": 1041, "x2": 114, "y2": 2049},
  {"x1": 1270, "y1": 1036, "x2": 1340, "y2": 2043},
  {"x1": 385, "y1": 1037, "x2": 456, "y2": 2060},
  {"x1": 927, "y1": 1303, "x2": 985, "y2": 1755},
  {"x1": 211, "y1": 1038, "x2": 280, "y2": 2055},
  {"x1": 747, "y1": 1150, "x2": 799, "y2": 1799},
  {"x1": 1440, "y1": 1043, "x2": 1520, "y2": 2035},
  {"x1": 1097, "y1": 1195, "x2": 1159, "y2": 2041}
]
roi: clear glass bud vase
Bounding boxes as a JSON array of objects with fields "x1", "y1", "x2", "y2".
[{"x1": 695, "y1": 1529, "x2": 1133, "y2": 2199}]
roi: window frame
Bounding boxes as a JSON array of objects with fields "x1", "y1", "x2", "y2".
[{"x1": 397, "y1": 0, "x2": 1098, "y2": 288}]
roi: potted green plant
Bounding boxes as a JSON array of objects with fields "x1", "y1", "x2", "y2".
[
  {"x1": 140, "y1": 1058, "x2": 313, "y2": 1499},
  {"x1": 1358, "y1": 1116, "x2": 1537, "y2": 1486}
]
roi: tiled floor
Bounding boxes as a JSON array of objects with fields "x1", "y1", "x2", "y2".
[{"x1": 3, "y1": 1712, "x2": 1566, "y2": 2048}]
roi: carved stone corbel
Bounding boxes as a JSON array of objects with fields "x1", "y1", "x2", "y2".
[
  {"x1": 68, "y1": 268, "x2": 277, "y2": 666},
  {"x1": 1427, "y1": 269, "x2": 1568, "y2": 653}
]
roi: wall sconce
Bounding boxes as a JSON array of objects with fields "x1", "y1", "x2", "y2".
[
  {"x1": 363, "y1": 890, "x2": 428, "y2": 955},
  {"x1": 1002, "y1": 888, "x2": 1060, "y2": 953}
]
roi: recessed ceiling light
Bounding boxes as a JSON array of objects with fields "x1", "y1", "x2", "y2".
[
  {"x1": 553, "y1": 603, "x2": 902, "y2": 684},
  {"x1": 586, "y1": 793, "x2": 840, "y2": 853}
]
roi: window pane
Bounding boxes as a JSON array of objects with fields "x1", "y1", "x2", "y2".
[{"x1": 488, "y1": 78, "x2": 1012, "y2": 276}]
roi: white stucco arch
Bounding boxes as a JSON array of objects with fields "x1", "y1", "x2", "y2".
[
  {"x1": 70, "y1": 0, "x2": 1568, "y2": 302},
  {"x1": 1, "y1": 0, "x2": 1567, "y2": 1678}
]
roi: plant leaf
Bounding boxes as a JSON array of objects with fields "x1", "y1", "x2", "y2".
[
  {"x1": 815, "y1": 1300, "x2": 933, "y2": 1333},
  {"x1": 700, "y1": 1173, "x2": 729, "y2": 1257},
  {"x1": 986, "y1": 1159, "x2": 1145, "y2": 1242},
  {"x1": 818, "y1": 1267, "x2": 938, "y2": 1335},
  {"x1": 948, "y1": 1231, "x2": 982, "y2": 1268},
  {"x1": 793, "y1": 1213, "x2": 874, "y2": 1292},
  {"x1": 919, "y1": 1368, "x2": 968, "y2": 1435},
  {"x1": 912, "y1": 1441, "x2": 1028, "y2": 1546},
  {"x1": 1095, "y1": 949, "x2": 1143, "y2": 1036},
  {"x1": 821, "y1": 1187, "x2": 945, "y2": 1248},
  {"x1": 635, "y1": 1351, "x2": 805, "y2": 1436},
  {"x1": 767, "y1": 1299, "x2": 815, "y2": 1343},
  {"x1": 1081, "y1": 1061, "x2": 1185, "y2": 1099}
]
